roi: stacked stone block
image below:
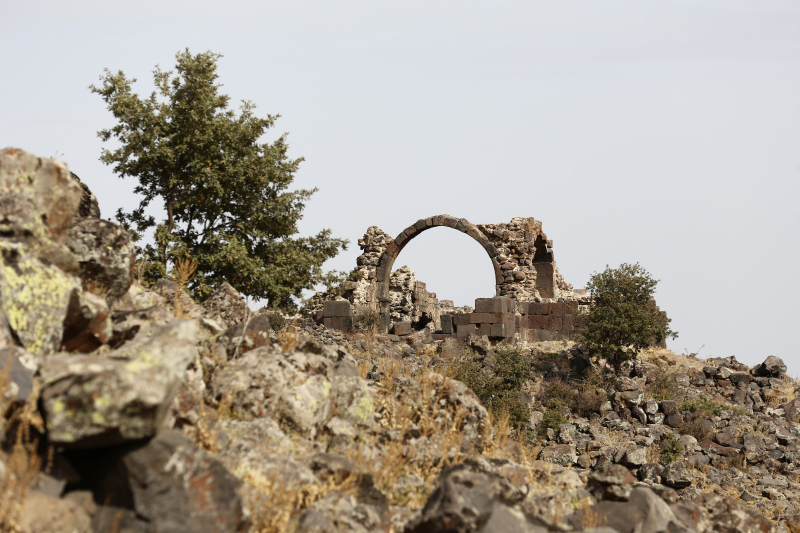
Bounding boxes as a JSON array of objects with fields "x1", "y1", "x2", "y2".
[
  {"x1": 516, "y1": 300, "x2": 584, "y2": 342},
  {"x1": 322, "y1": 301, "x2": 353, "y2": 332}
]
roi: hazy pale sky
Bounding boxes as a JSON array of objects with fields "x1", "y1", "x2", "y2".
[{"x1": 3, "y1": 1, "x2": 799, "y2": 368}]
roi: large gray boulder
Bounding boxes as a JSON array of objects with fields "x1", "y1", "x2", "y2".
[
  {"x1": 753, "y1": 355, "x2": 787, "y2": 378},
  {"x1": 202, "y1": 282, "x2": 248, "y2": 328},
  {"x1": 209, "y1": 341, "x2": 373, "y2": 439},
  {"x1": 0, "y1": 245, "x2": 79, "y2": 359},
  {"x1": 406, "y1": 464, "x2": 547, "y2": 533},
  {"x1": 0, "y1": 147, "x2": 82, "y2": 241},
  {"x1": 63, "y1": 217, "x2": 135, "y2": 304},
  {"x1": 570, "y1": 487, "x2": 687, "y2": 533},
  {"x1": 78, "y1": 431, "x2": 249, "y2": 533},
  {"x1": 41, "y1": 320, "x2": 198, "y2": 448},
  {"x1": 0, "y1": 148, "x2": 85, "y2": 359}
]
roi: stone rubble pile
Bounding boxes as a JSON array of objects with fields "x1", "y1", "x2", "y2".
[{"x1": 1, "y1": 148, "x2": 796, "y2": 532}]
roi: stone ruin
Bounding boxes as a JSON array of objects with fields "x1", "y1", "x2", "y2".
[{"x1": 312, "y1": 214, "x2": 595, "y2": 342}]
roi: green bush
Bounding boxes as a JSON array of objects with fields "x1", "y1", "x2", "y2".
[
  {"x1": 660, "y1": 433, "x2": 684, "y2": 464},
  {"x1": 537, "y1": 406, "x2": 567, "y2": 438},
  {"x1": 578, "y1": 263, "x2": 677, "y2": 374},
  {"x1": 679, "y1": 416, "x2": 714, "y2": 442},
  {"x1": 539, "y1": 378, "x2": 605, "y2": 418},
  {"x1": 449, "y1": 346, "x2": 531, "y2": 429},
  {"x1": 263, "y1": 310, "x2": 286, "y2": 331},
  {"x1": 645, "y1": 368, "x2": 681, "y2": 401},
  {"x1": 354, "y1": 309, "x2": 383, "y2": 331}
]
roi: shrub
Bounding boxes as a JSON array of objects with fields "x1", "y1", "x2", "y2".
[
  {"x1": 578, "y1": 263, "x2": 677, "y2": 374},
  {"x1": 449, "y1": 346, "x2": 531, "y2": 429},
  {"x1": 679, "y1": 416, "x2": 714, "y2": 442},
  {"x1": 537, "y1": 406, "x2": 567, "y2": 438},
  {"x1": 680, "y1": 398, "x2": 722, "y2": 417},
  {"x1": 660, "y1": 433, "x2": 684, "y2": 464},
  {"x1": 355, "y1": 309, "x2": 383, "y2": 332},
  {"x1": 539, "y1": 378, "x2": 605, "y2": 418},
  {"x1": 263, "y1": 311, "x2": 286, "y2": 331}
]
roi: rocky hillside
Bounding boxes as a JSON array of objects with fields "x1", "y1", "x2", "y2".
[{"x1": 1, "y1": 148, "x2": 799, "y2": 532}]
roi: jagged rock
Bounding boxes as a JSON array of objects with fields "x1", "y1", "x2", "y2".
[
  {"x1": 210, "y1": 342, "x2": 372, "y2": 438},
  {"x1": 570, "y1": 487, "x2": 686, "y2": 533},
  {"x1": 202, "y1": 282, "x2": 248, "y2": 328},
  {"x1": 588, "y1": 464, "x2": 636, "y2": 501},
  {"x1": 75, "y1": 431, "x2": 248, "y2": 533},
  {"x1": 672, "y1": 493, "x2": 774, "y2": 533},
  {"x1": 19, "y1": 490, "x2": 92, "y2": 533},
  {"x1": 68, "y1": 172, "x2": 100, "y2": 218},
  {"x1": 0, "y1": 345, "x2": 33, "y2": 401},
  {"x1": 61, "y1": 290, "x2": 112, "y2": 352},
  {"x1": 753, "y1": 356, "x2": 787, "y2": 378},
  {"x1": 622, "y1": 447, "x2": 648, "y2": 467},
  {"x1": 661, "y1": 461, "x2": 693, "y2": 489},
  {"x1": 540, "y1": 443, "x2": 577, "y2": 467},
  {"x1": 41, "y1": 320, "x2": 198, "y2": 448},
  {"x1": 0, "y1": 148, "x2": 82, "y2": 240},
  {"x1": 406, "y1": 464, "x2": 546, "y2": 533},
  {"x1": 0, "y1": 245, "x2": 80, "y2": 359},
  {"x1": 63, "y1": 217, "x2": 135, "y2": 304}
]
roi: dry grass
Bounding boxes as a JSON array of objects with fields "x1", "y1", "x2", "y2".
[
  {"x1": 581, "y1": 503, "x2": 606, "y2": 529},
  {"x1": 246, "y1": 471, "x2": 355, "y2": 533},
  {"x1": 276, "y1": 319, "x2": 300, "y2": 354},
  {"x1": 763, "y1": 377, "x2": 796, "y2": 406},
  {"x1": 0, "y1": 353, "x2": 42, "y2": 532},
  {"x1": 170, "y1": 257, "x2": 198, "y2": 318}
]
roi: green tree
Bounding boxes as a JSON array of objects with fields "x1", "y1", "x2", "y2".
[
  {"x1": 91, "y1": 49, "x2": 347, "y2": 309},
  {"x1": 578, "y1": 263, "x2": 677, "y2": 374}
]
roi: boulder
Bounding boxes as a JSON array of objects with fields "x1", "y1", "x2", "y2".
[
  {"x1": 570, "y1": 487, "x2": 686, "y2": 533},
  {"x1": 0, "y1": 345, "x2": 34, "y2": 401},
  {"x1": 0, "y1": 246, "x2": 79, "y2": 359},
  {"x1": 661, "y1": 461, "x2": 693, "y2": 489},
  {"x1": 588, "y1": 464, "x2": 636, "y2": 501},
  {"x1": 622, "y1": 447, "x2": 648, "y2": 467},
  {"x1": 406, "y1": 464, "x2": 545, "y2": 533},
  {"x1": 68, "y1": 171, "x2": 101, "y2": 218},
  {"x1": 753, "y1": 355, "x2": 787, "y2": 378},
  {"x1": 210, "y1": 342, "x2": 373, "y2": 438},
  {"x1": 63, "y1": 217, "x2": 135, "y2": 304},
  {"x1": 0, "y1": 148, "x2": 82, "y2": 240},
  {"x1": 41, "y1": 320, "x2": 198, "y2": 448},
  {"x1": 540, "y1": 443, "x2": 577, "y2": 467},
  {"x1": 74, "y1": 431, "x2": 249, "y2": 533},
  {"x1": 61, "y1": 290, "x2": 112, "y2": 353},
  {"x1": 202, "y1": 282, "x2": 248, "y2": 328},
  {"x1": 19, "y1": 490, "x2": 92, "y2": 533}
]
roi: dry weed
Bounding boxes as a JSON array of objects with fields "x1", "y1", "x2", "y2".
[
  {"x1": 581, "y1": 503, "x2": 606, "y2": 529},
  {"x1": 277, "y1": 319, "x2": 300, "y2": 354},
  {"x1": 0, "y1": 355, "x2": 43, "y2": 532}
]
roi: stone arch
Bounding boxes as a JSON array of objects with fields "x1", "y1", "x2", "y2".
[{"x1": 375, "y1": 215, "x2": 503, "y2": 315}]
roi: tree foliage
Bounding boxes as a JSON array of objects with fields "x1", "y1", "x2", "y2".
[
  {"x1": 91, "y1": 50, "x2": 347, "y2": 309},
  {"x1": 578, "y1": 263, "x2": 677, "y2": 374}
]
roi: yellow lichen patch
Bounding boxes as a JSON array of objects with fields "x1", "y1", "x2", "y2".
[
  {"x1": 0, "y1": 250, "x2": 77, "y2": 355},
  {"x1": 123, "y1": 350, "x2": 160, "y2": 374},
  {"x1": 354, "y1": 394, "x2": 373, "y2": 422}
]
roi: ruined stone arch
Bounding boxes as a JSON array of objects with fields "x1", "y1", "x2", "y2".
[{"x1": 374, "y1": 215, "x2": 503, "y2": 314}]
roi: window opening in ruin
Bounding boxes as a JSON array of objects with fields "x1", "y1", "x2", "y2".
[{"x1": 388, "y1": 226, "x2": 496, "y2": 309}]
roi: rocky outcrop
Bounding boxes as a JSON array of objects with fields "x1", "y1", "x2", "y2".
[
  {"x1": 41, "y1": 320, "x2": 198, "y2": 448},
  {"x1": 63, "y1": 217, "x2": 135, "y2": 304}
]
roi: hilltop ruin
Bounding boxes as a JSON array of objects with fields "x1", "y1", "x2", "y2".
[{"x1": 312, "y1": 214, "x2": 596, "y2": 342}]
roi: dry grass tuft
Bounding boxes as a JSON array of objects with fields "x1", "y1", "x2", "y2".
[
  {"x1": 581, "y1": 503, "x2": 606, "y2": 529},
  {"x1": 276, "y1": 319, "x2": 300, "y2": 354},
  {"x1": 0, "y1": 353, "x2": 43, "y2": 532}
]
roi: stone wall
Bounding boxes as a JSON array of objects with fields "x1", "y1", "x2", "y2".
[{"x1": 312, "y1": 215, "x2": 584, "y2": 334}]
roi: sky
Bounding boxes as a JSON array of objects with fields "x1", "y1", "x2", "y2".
[{"x1": 2, "y1": 1, "x2": 799, "y2": 369}]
